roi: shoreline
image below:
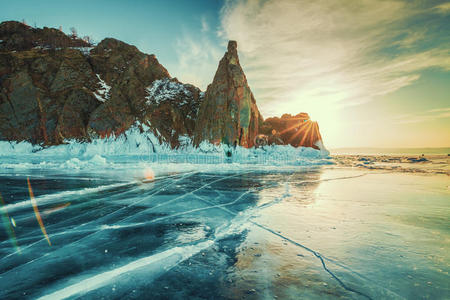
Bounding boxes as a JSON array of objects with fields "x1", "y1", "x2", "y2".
[{"x1": 330, "y1": 154, "x2": 449, "y2": 176}]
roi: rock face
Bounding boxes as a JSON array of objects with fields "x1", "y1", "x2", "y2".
[
  {"x1": 194, "y1": 41, "x2": 261, "y2": 147},
  {"x1": 0, "y1": 21, "x2": 326, "y2": 151},
  {"x1": 0, "y1": 46, "x2": 100, "y2": 144},
  {"x1": 86, "y1": 38, "x2": 171, "y2": 139},
  {"x1": 142, "y1": 78, "x2": 203, "y2": 148},
  {"x1": 260, "y1": 113, "x2": 324, "y2": 150},
  {"x1": 0, "y1": 21, "x2": 200, "y2": 147}
]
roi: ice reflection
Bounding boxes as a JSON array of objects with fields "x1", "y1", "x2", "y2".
[
  {"x1": 226, "y1": 169, "x2": 361, "y2": 299},
  {"x1": 227, "y1": 169, "x2": 450, "y2": 299}
]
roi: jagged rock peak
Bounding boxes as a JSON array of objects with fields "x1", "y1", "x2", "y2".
[
  {"x1": 194, "y1": 40, "x2": 262, "y2": 148},
  {"x1": 227, "y1": 40, "x2": 237, "y2": 52}
]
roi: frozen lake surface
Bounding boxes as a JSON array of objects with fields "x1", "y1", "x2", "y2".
[{"x1": 0, "y1": 150, "x2": 448, "y2": 299}]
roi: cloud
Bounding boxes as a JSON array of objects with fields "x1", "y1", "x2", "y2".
[
  {"x1": 171, "y1": 18, "x2": 223, "y2": 90},
  {"x1": 201, "y1": 16, "x2": 209, "y2": 33},
  {"x1": 219, "y1": 0, "x2": 450, "y2": 118},
  {"x1": 394, "y1": 107, "x2": 450, "y2": 124}
]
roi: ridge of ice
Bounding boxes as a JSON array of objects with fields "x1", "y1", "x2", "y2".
[
  {"x1": 3, "y1": 181, "x2": 132, "y2": 214},
  {"x1": 36, "y1": 240, "x2": 214, "y2": 300},
  {"x1": 0, "y1": 123, "x2": 331, "y2": 169}
]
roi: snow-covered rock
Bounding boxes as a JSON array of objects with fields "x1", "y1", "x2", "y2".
[{"x1": 145, "y1": 78, "x2": 192, "y2": 106}]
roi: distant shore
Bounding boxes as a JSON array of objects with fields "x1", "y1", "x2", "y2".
[
  {"x1": 331, "y1": 153, "x2": 449, "y2": 176},
  {"x1": 330, "y1": 147, "x2": 450, "y2": 156}
]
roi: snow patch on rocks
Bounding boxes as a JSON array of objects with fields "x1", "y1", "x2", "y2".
[
  {"x1": 94, "y1": 74, "x2": 111, "y2": 102},
  {"x1": 145, "y1": 78, "x2": 192, "y2": 106}
]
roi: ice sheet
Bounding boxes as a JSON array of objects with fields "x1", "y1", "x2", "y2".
[{"x1": 0, "y1": 168, "x2": 448, "y2": 299}]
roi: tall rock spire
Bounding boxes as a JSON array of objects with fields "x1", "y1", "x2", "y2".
[{"x1": 194, "y1": 41, "x2": 261, "y2": 147}]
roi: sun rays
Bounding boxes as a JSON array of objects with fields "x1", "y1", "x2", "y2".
[{"x1": 277, "y1": 119, "x2": 323, "y2": 149}]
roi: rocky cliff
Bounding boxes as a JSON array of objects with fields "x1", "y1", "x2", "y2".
[
  {"x1": 260, "y1": 113, "x2": 324, "y2": 150},
  {"x1": 0, "y1": 21, "x2": 201, "y2": 146},
  {"x1": 0, "y1": 21, "x2": 325, "y2": 150},
  {"x1": 194, "y1": 41, "x2": 262, "y2": 147}
]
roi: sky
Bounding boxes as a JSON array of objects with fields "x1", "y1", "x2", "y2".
[{"x1": 1, "y1": 0, "x2": 449, "y2": 148}]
